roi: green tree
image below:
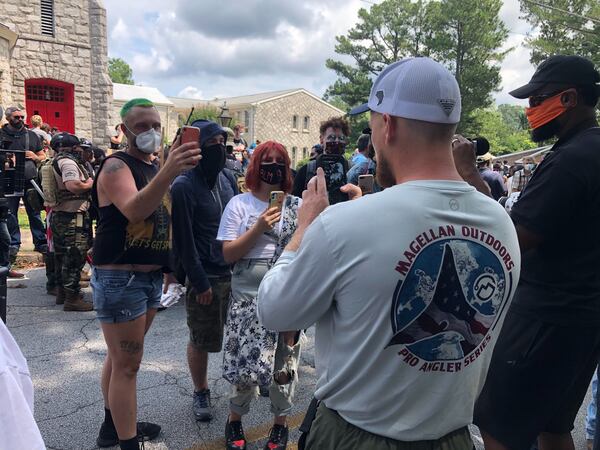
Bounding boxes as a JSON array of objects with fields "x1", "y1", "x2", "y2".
[
  {"x1": 108, "y1": 57, "x2": 134, "y2": 85},
  {"x1": 428, "y1": 0, "x2": 509, "y2": 127},
  {"x1": 466, "y1": 106, "x2": 537, "y2": 155},
  {"x1": 324, "y1": 0, "x2": 433, "y2": 108},
  {"x1": 520, "y1": 0, "x2": 600, "y2": 66},
  {"x1": 325, "y1": 0, "x2": 509, "y2": 130}
]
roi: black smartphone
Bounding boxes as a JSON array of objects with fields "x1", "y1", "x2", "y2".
[{"x1": 316, "y1": 153, "x2": 349, "y2": 205}]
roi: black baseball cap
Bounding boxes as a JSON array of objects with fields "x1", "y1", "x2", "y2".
[{"x1": 510, "y1": 55, "x2": 600, "y2": 99}]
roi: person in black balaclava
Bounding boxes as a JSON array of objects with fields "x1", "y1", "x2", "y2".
[{"x1": 170, "y1": 119, "x2": 238, "y2": 423}]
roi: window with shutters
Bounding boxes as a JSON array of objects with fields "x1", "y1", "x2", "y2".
[
  {"x1": 292, "y1": 147, "x2": 297, "y2": 166},
  {"x1": 41, "y1": 0, "x2": 55, "y2": 37},
  {"x1": 292, "y1": 115, "x2": 298, "y2": 131}
]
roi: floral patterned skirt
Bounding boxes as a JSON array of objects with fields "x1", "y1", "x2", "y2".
[{"x1": 222, "y1": 259, "x2": 277, "y2": 389}]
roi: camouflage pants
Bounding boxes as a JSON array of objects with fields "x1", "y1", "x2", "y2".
[{"x1": 50, "y1": 211, "x2": 91, "y2": 294}]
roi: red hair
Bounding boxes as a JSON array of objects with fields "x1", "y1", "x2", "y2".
[{"x1": 245, "y1": 141, "x2": 293, "y2": 193}]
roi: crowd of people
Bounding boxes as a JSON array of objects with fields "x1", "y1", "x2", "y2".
[{"x1": 2, "y1": 53, "x2": 600, "y2": 450}]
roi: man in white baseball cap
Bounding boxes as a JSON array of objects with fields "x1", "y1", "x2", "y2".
[{"x1": 257, "y1": 57, "x2": 521, "y2": 448}]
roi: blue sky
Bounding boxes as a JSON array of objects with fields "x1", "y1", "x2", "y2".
[{"x1": 104, "y1": 0, "x2": 532, "y2": 106}]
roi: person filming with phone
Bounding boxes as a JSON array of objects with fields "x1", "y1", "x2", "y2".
[
  {"x1": 217, "y1": 141, "x2": 303, "y2": 450},
  {"x1": 292, "y1": 117, "x2": 350, "y2": 201},
  {"x1": 257, "y1": 57, "x2": 520, "y2": 449}
]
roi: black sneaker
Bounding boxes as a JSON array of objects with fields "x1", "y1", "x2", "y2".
[
  {"x1": 225, "y1": 419, "x2": 247, "y2": 450},
  {"x1": 264, "y1": 424, "x2": 288, "y2": 450},
  {"x1": 193, "y1": 389, "x2": 213, "y2": 421},
  {"x1": 96, "y1": 421, "x2": 161, "y2": 447}
]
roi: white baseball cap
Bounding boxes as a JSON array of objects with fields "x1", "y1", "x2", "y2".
[{"x1": 349, "y1": 57, "x2": 462, "y2": 124}]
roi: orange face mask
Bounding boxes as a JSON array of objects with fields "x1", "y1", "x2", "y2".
[{"x1": 525, "y1": 91, "x2": 569, "y2": 130}]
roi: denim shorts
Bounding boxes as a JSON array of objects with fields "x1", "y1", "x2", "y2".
[{"x1": 91, "y1": 268, "x2": 162, "y2": 323}]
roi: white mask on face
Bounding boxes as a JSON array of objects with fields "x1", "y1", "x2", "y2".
[{"x1": 125, "y1": 125, "x2": 162, "y2": 154}]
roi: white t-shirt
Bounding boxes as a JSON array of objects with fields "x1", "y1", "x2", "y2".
[
  {"x1": 217, "y1": 192, "x2": 278, "y2": 259},
  {"x1": 258, "y1": 180, "x2": 521, "y2": 441},
  {"x1": 0, "y1": 321, "x2": 45, "y2": 450}
]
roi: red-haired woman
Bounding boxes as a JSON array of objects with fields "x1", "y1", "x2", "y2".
[{"x1": 217, "y1": 141, "x2": 303, "y2": 450}]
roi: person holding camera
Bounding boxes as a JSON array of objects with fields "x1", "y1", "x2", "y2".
[
  {"x1": 217, "y1": 141, "x2": 302, "y2": 450},
  {"x1": 91, "y1": 98, "x2": 201, "y2": 450},
  {"x1": 257, "y1": 57, "x2": 520, "y2": 449},
  {"x1": 0, "y1": 106, "x2": 48, "y2": 277},
  {"x1": 292, "y1": 117, "x2": 350, "y2": 197},
  {"x1": 170, "y1": 120, "x2": 238, "y2": 423}
]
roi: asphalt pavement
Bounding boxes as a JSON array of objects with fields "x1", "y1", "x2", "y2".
[{"x1": 5, "y1": 268, "x2": 593, "y2": 450}]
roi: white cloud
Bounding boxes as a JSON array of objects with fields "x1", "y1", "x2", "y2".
[
  {"x1": 105, "y1": 0, "x2": 536, "y2": 106},
  {"x1": 177, "y1": 86, "x2": 204, "y2": 99}
]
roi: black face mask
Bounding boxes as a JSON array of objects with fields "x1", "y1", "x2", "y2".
[
  {"x1": 325, "y1": 141, "x2": 346, "y2": 155},
  {"x1": 200, "y1": 143, "x2": 226, "y2": 184},
  {"x1": 259, "y1": 163, "x2": 286, "y2": 185}
]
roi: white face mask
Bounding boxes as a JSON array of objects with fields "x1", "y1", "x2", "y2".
[{"x1": 124, "y1": 124, "x2": 162, "y2": 154}]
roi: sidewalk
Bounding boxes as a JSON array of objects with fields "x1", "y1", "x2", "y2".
[
  {"x1": 5, "y1": 268, "x2": 592, "y2": 449},
  {"x1": 7, "y1": 268, "x2": 317, "y2": 450}
]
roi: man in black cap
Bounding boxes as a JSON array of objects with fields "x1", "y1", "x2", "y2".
[{"x1": 473, "y1": 55, "x2": 600, "y2": 450}]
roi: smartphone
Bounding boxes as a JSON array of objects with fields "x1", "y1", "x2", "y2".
[
  {"x1": 358, "y1": 174, "x2": 374, "y2": 194},
  {"x1": 269, "y1": 191, "x2": 285, "y2": 210},
  {"x1": 316, "y1": 154, "x2": 349, "y2": 205},
  {"x1": 180, "y1": 126, "x2": 200, "y2": 146}
]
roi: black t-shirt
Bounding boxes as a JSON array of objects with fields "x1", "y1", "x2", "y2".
[
  {"x1": 510, "y1": 124, "x2": 600, "y2": 324},
  {"x1": 292, "y1": 164, "x2": 309, "y2": 197}
]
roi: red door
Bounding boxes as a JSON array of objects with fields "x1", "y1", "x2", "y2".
[{"x1": 25, "y1": 79, "x2": 75, "y2": 133}]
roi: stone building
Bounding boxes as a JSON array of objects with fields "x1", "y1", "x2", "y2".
[
  {"x1": 169, "y1": 88, "x2": 345, "y2": 167},
  {"x1": 0, "y1": 0, "x2": 112, "y2": 146}
]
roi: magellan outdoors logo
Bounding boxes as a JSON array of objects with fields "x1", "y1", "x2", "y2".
[
  {"x1": 438, "y1": 98, "x2": 456, "y2": 116},
  {"x1": 376, "y1": 90, "x2": 385, "y2": 106}
]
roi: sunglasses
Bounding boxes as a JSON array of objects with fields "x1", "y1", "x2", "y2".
[
  {"x1": 528, "y1": 89, "x2": 573, "y2": 108},
  {"x1": 12, "y1": 115, "x2": 25, "y2": 120}
]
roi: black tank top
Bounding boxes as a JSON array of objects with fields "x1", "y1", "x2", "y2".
[{"x1": 92, "y1": 152, "x2": 171, "y2": 266}]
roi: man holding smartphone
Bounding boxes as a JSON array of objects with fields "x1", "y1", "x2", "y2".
[
  {"x1": 171, "y1": 119, "x2": 238, "y2": 422},
  {"x1": 291, "y1": 117, "x2": 350, "y2": 198},
  {"x1": 258, "y1": 57, "x2": 520, "y2": 449},
  {"x1": 92, "y1": 98, "x2": 201, "y2": 450}
]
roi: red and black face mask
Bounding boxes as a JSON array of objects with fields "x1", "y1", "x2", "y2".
[{"x1": 259, "y1": 163, "x2": 286, "y2": 185}]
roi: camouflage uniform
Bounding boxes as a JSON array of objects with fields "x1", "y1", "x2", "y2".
[{"x1": 50, "y1": 210, "x2": 91, "y2": 294}]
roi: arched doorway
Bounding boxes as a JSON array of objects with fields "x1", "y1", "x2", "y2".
[{"x1": 25, "y1": 79, "x2": 74, "y2": 133}]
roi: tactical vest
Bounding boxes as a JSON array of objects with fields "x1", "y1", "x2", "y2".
[{"x1": 41, "y1": 153, "x2": 90, "y2": 207}]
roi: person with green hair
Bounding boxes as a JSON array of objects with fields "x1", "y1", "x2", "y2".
[{"x1": 91, "y1": 98, "x2": 202, "y2": 450}]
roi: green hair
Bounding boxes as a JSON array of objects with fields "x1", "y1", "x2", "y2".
[{"x1": 120, "y1": 98, "x2": 155, "y2": 119}]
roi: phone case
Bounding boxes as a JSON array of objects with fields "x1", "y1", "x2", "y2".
[
  {"x1": 181, "y1": 126, "x2": 200, "y2": 145},
  {"x1": 316, "y1": 154, "x2": 349, "y2": 205},
  {"x1": 358, "y1": 175, "x2": 374, "y2": 194},
  {"x1": 269, "y1": 191, "x2": 285, "y2": 210}
]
